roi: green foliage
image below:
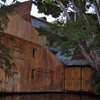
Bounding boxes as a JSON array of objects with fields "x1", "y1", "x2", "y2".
[
  {"x1": 0, "y1": 0, "x2": 18, "y2": 76},
  {"x1": 38, "y1": 15, "x2": 99, "y2": 56},
  {"x1": 90, "y1": 67, "x2": 100, "y2": 93},
  {"x1": 33, "y1": 0, "x2": 94, "y2": 18},
  {"x1": 45, "y1": 0, "x2": 51, "y2": 3},
  {"x1": 33, "y1": 0, "x2": 63, "y2": 17},
  {"x1": 35, "y1": 0, "x2": 100, "y2": 93},
  {"x1": 9, "y1": 72, "x2": 18, "y2": 78}
]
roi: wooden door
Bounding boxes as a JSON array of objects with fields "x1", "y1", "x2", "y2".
[
  {"x1": 65, "y1": 67, "x2": 81, "y2": 91},
  {"x1": 82, "y1": 67, "x2": 91, "y2": 91},
  {"x1": 72, "y1": 67, "x2": 81, "y2": 91},
  {"x1": 65, "y1": 67, "x2": 73, "y2": 90}
]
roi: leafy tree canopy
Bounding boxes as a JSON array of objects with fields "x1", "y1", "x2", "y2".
[
  {"x1": 33, "y1": 0, "x2": 94, "y2": 18},
  {"x1": 36, "y1": 0, "x2": 100, "y2": 93},
  {"x1": 38, "y1": 15, "x2": 99, "y2": 56},
  {"x1": 35, "y1": 0, "x2": 100, "y2": 71}
]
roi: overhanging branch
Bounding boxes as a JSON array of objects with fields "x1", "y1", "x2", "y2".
[{"x1": 37, "y1": 28, "x2": 67, "y2": 42}]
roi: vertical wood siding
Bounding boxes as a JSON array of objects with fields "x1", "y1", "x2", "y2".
[
  {"x1": 65, "y1": 67, "x2": 91, "y2": 92},
  {"x1": 0, "y1": 13, "x2": 64, "y2": 92}
]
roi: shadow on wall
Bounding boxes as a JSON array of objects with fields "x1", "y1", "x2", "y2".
[{"x1": 4, "y1": 63, "x2": 20, "y2": 92}]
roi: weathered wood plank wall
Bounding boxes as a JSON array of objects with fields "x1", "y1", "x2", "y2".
[
  {"x1": 0, "y1": 12, "x2": 64, "y2": 92},
  {"x1": 5, "y1": 13, "x2": 46, "y2": 46}
]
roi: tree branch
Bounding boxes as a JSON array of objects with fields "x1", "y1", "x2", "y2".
[
  {"x1": 94, "y1": 0, "x2": 100, "y2": 27},
  {"x1": 78, "y1": 43, "x2": 96, "y2": 68},
  {"x1": 71, "y1": 1, "x2": 81, "y2": 17},
  {"x1": 51, "y1": 2, "x2": 60, "y2": 8},
  {"x1": 56, "y1": 0, "x2": 71, "y2": 20},
  {"x1": 37, "y1": 28, "x2": 67, "y2": 42}
]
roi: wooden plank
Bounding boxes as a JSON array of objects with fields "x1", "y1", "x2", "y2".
[
  {"x1": 5, "y1": 13, "x2": 44, "y2": 46},
  {"x1": 65, "y1": 67, "x2": 81, "y2": 91},
  {"x1": 82, "y1": 67, "x2": 91, "y2": 91},
  {"x1": 65, "y1": 67, "x2": 73, "y2": 90},
  {"x1": 72, "y1": 67, "x2": 81, "y2": 91}
]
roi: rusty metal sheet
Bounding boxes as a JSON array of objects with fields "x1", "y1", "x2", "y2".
[{"x1": 68, "y1": 60, "x2": 90, "y2": 65}]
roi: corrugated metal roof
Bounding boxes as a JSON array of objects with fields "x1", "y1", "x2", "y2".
[
  {"x1": 47, "y1": 46, "x2": 72, "y2": 65},
  {"x1": 47, "y1": 46, "x2": 59, "y2": 52},
  {"x1": 47, "y1": 46, "x2": 90, "y2": 66},
  {"x1": 56, "y1": 52, "x2": 72, "y2": 65},
  {"x1": 68, "y1": 59, "x2": 90, "y2": 65},
  {"x1": 31, "y1": 17, "x2": 90, "y2": 66},
  {"x1": 32, "y1": 18, "x2": 49, "y2": 28}
]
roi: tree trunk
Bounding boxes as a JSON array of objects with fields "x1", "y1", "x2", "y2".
[
  {"x1": 95, "y1": 0, "x2": 100, "y2": 27},
  {"x1": 55, "y1": 0, "x2": 100, "y2": 71}
]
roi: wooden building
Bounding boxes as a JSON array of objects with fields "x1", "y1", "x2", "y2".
[
  {"x1": 30, "y1": 9, "x2": 92, "y2": 92},
  {"x1": 64, "y1": 53, "x2": 92, "y2": 92},
  {"x1": 0, "y1": 0, "x2": 93, "y2": 93},
  {"x1": 0, "y1": 1, "x2": 64, "y2": 92},
  {"x1": 48, "y1": 47, "x2": 92, "y2": 92}
]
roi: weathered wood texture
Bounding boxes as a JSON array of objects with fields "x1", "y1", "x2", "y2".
[
  {"x1": 65, "y1": 67, "x2": 81, "y2": 91},
  {"x1": 82, "y1": 67, "x2": 92, "y2": 91},
  {"x1": 0, "y1": 12, "x2": 64, "y2": 92},
  {"x1": 65, "y1": 67, "x2": 91, "y2": 92},
  {"x1": 13, "y1": 1, "x2": 32, "y2": 23},
  {"x1": 5, "y1": 13, "x2": 46, "y2": 46}
]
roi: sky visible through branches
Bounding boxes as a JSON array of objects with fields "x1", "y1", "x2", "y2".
[{"x1": 0, "y1": 0, "x2": 95, "y2": 22}]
